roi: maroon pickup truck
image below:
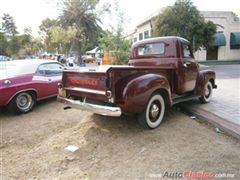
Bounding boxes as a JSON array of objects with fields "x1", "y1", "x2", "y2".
[{"x1": 58, "y1": 36, "x2": 217, "y2": 129}]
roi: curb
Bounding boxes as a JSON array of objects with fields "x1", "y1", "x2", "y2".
[
  {"x1": 180, "y1": 104, "x2": 240, "y2": 139},
  {"x1": 198, "y1": 60, "x2": 240, "y2": 65}
]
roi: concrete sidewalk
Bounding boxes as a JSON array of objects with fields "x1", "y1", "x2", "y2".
[{"x1": 180, "y1": 64, "x2": 240, "y2": 139}]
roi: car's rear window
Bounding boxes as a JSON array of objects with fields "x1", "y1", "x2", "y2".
[{"x1": 138, "y1": 43, "x2": 165, "y2": 56}]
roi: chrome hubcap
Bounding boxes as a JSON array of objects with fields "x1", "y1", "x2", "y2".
[
  {"x1": 149, "y1": 100, "x2": 161, "y2": 122},
  {"x1": 151, "y1": 104, "x2": 159, "y2": 118},
  {"x1": 16, "y1": 93, "x2": 32, "y2": 110}
]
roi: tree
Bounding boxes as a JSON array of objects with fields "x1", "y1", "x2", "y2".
[
  {"x1": 49, "y1": 25, "x2": 77, "y2": 53},
  {"x1": 153, "y1": 0, "x2": 216, "y2": 52},
  {"x1": 59, "y1": 0, "x2": 102, "y2": 58},
  {"x1": 1, "y1": 13, "x2": 18, "y2": 36},
  {"x1": 98, "y1": 2, "x2": 130, "y2": 65},
  {"x1": 1, "y1": 13, "x2": 20, "y2": 55},
  {"x1": 0, "y1": 32, "x2": 8, "y2": 55},
  {"x1": 39, "y1": 18, "x2": 59, "y2": 52}
]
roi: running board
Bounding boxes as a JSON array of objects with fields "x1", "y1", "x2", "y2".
[{"x1": 172, "y1": 95, "x2": 199, "y2": 105}]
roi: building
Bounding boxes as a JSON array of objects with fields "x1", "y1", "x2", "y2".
[{"x1": 127, "y1": 10, "x2": 240, "y2": 61}]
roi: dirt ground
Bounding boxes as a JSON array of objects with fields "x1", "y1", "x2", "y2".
[{"x1": 1, "y1": 98, "x2": 240, "y2": 179}]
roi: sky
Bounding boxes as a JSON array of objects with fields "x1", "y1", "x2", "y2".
[{"x1": 0, "y1": 0, "x2": 239, "y2": 37}]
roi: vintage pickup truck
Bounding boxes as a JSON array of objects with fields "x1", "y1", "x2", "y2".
[{"x1": 57, "y1": 36, "x2": 217, "y2": 129}]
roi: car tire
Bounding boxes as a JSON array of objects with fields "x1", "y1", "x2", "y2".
[
  {"x1": 137, "y1": 93, "x2": 165, "y2": 129},
  {"x1": 7, "y1": 91, "x2": 36, "y2": 114},
  {"x1": 199, "y1": 81, "x2": 213, "y2": 104}
]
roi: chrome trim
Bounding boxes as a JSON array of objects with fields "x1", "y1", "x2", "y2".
[
  {"x1": 4, "y1": 79, "x2": 12, "y2": 85},
  {"x1": 57, "y1": 96, "x2": 121, "y2": 117},
  {"x1": 65, "y1": 87, "x2": 106, "y2": 95}
]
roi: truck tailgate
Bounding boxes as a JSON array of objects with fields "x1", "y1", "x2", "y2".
[{"x1": 62, "y1": 67, "x2": 110, "y2": 101}]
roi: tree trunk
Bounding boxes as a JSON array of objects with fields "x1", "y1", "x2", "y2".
[{"x1": 70, "y1": 38, "x2": 82, "y2": 64}]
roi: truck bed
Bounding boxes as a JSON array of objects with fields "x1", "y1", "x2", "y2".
[{"x1": 62, "y1": 65, "x2": 176, "y2": 103}]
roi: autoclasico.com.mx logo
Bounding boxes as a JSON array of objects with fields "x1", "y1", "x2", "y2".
[{"x1": 148, "y1": 171, "x2": 235, "y2": 179}]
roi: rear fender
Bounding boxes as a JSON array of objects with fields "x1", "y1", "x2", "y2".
[
  {"x1": 117, "y1": 74, "x2": 171, "y2": 113},
  {"x1": 196, "y1": 69, "x2": 216, "y2": 96}
]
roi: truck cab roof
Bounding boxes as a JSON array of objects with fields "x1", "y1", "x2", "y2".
[{"x1": 130, "y1": 36, "x2": 190, "y2": 60}]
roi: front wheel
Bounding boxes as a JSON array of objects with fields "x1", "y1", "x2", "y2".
[
  {"x1": 138, "y1": 93, "x2": 165, "y2": 129},
  {"x1": 7, "y1": 92, "x2": 36, "y2": 114},
  {"x1": 199, "y1": 81, "x2": 213, "y2": 104}
]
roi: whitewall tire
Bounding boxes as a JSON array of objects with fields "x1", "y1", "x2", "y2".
[{"x1": 138, "y1": 93, "x2": 165, "y2": 129}]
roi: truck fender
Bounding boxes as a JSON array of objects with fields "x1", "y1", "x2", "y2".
[
  {"x1": 195, "y1": 69, "x2": 216, "y2": 96},
  {"x1": 119, "y1": 74, "x2": 171, "y2": 113}
]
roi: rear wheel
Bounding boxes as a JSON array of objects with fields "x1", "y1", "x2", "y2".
[
  {"x1": 7, "y1": 92, "x2": 36, "y2": 114},
  {"x1": 138, "y1": 93, "x2": 165, "y2": 129},
  {"x1": 199, "y1": 81, "x2": 213, "y2": 103}
]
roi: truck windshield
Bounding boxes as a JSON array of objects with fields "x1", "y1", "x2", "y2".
[{"x1": 138, "y1": 43, "x2": 165, "y2": 56}]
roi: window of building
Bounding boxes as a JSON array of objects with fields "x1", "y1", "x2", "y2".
[
  {"x1": 139, "y1": 33, "x2": 143, "y2": 40},
  {"x1": 144, "y1": 30, "x2": 149, "y2": 39},
  {"x1": 138, "y1": 43, "x2": 165, "y2": 56},
  {"x1": 133, "y1": 37, "x2": 137, "y2": 42}
]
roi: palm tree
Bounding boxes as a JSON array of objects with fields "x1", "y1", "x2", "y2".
[{"x1": 59, "y1": 0, "x2": 102, "y2": 61}]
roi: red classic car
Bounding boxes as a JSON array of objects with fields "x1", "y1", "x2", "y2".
[
  {"x1": 0, "y1": 59, "x2": 63, "y2": 114},
  {"x1": 82, "y1": 55, "x2": 96, "y2": 63}
]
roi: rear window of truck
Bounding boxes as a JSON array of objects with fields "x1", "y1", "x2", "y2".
[{"x1": 138, "y1": 43, "x2": 165, "y2": 56}]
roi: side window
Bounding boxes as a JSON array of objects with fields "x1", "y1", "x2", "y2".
[
  {"x1": 138, "y1": 43, "x2": 165, "y2": 56},
  {"x1": 36, "y1": 63, "x2": 63, "y2": 74},
  {"x1": 183, "y1": 45, "x2": 192, "y2": 58},
  {"x1": 139, "y1": 33, "x2": 143, "y2": 41},
  {"x1": 144, "y1": 30, "x2": 149, "y2": 39}
]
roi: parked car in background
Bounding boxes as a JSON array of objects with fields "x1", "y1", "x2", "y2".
[
  {"x1": 0, "y1": 59, "x2": 63, "y2": 114},
  {"x1": 82, "y1": 55, "x2": 95, "y2": 63},
  {"x1": 66, "y1": 56, "x2": 76, "y2": 67},
  {"x1": 0, "y1": 55, "x2": 11, "y2": 61}
]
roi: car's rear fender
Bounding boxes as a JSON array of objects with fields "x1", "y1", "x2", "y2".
[{"x1": 117, "y1": 74, "x2": 171, "y2": 113}]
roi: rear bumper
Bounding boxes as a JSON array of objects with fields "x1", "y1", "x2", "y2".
[{"x1": 57, "y1": 96, "x2": 122, "y2": 117}]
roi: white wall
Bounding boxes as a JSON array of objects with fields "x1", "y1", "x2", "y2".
[{"x1": 129, "y1": 11, "x2": 240, "y2": 61}]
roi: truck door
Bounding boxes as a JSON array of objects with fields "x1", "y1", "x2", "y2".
[{"x1": 180, "y1": 44, "x2": 198, "y2": 92}]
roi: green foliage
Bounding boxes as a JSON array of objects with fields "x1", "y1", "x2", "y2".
[
  {"x1": 0, "y1": 14, "x2": 43, "y2": 57},
  {"x1": 99, "y1": 30, "x2": 130, "y2": 65},
  {"x1": 0, "y1": 14, "x2": 20, "y2": 55},
  {"x1": 1, "y1": 13, "x2": 18, "y2": 36},
  {"x1": 49, "y1": 25, "x2": 78, "y2": 53},
  {"x1": 59, "y1": 0, "x2": 103, "y2": 55},
  {"x1": 153, "y1": 0, "x2": 216, "y2": 51},
  {"x1": 0, "y1": 32, "x2": 8, "y2": 55},
  {"x1": 98, "y1": 2, "x2": 130, "y2": 65},
  {"x1": 39, "y1": 18, "x2": 59, "y2": 52}
]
